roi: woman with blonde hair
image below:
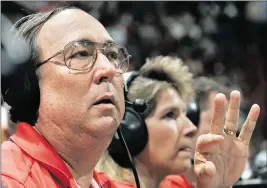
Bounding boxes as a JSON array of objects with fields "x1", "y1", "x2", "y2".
[{"x1": 96, "y1": 56, "x2": 260, "y2": 188}]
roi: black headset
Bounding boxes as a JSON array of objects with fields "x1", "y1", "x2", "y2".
[
  {"x1": 1, "y1": 43, "x2": 40, "y2": 125},
  {"x1": 185, "y1": 99, "x2": 200, "y2": 128},
  {"x1": 108, "y1": 71, "x2": 201, "y2": 168},
  {"x1": 108, "y1": 71, "x2": 149, "y2": 168}
]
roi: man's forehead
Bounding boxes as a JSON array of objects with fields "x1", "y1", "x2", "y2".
[{"x1": 37, "y1": 9, "x2": 112, "y2": 54}]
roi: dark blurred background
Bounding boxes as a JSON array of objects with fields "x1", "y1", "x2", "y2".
[{"x1": 1, "y1": 1, "x2": 267, "y2": 186}]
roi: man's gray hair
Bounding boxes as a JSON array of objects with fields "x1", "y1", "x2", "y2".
[
  {"x1": 12, "y1": 6, "x2": 78, "y2": 66},
  {"x1": 5, "y1": 6, "x2": 80, "y2": 124}
]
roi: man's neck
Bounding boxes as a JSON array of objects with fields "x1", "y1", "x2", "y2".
[{"x1": 35, "y1": 119, "x2": 112, "y2": 188}]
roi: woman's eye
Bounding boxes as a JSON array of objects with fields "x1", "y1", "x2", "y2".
[{"x1": 164, "y1": 111, "x2": 176, "y2": 120}]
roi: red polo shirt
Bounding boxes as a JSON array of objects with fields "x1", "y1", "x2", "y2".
[{"x1": 1, "y1": 122, "x2": 133, "y2": 188}]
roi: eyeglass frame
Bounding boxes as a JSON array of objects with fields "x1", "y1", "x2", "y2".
[{"x1": 35, "y1": 39, "x2": 131, "y2": 73}]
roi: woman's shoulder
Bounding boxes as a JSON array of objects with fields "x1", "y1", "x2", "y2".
[
  {"x1": 160, "y1": 174, "x2": 193, "y2": 188},
  {"x1": 94, "y1": 170, "x2": 135, "y2": 188}
]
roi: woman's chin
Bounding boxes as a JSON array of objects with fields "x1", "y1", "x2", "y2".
[
  {"x1": 172, "y1": 159, "x2": 192, "y2": 174},
  {"x1": 184, "y1": 158, "x2": 193, "y2": 169}
]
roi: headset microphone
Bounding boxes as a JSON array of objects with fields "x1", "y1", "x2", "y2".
[{"x1": 125, "y1": 99, "x2": 147, "y2": 113}]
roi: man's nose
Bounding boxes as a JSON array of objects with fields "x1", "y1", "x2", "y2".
[{"x1": 93, "y1": 53, "x2": 116, "y2": 84}]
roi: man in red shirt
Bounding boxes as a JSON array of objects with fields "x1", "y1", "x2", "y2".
[
  {"x1": 1, "y1": 6, "x2": 133, "y2": 188},
  {"x1": 1, "y1": 6, "x2": 260, "y2": 188}
]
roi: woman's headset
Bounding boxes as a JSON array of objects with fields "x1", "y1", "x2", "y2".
[
  {"x1": 108, "y1": 71, "x2": 149, "y2": 168},
  {"x1": 108, "y1": 71, "x2": 201, "y2": 168}
]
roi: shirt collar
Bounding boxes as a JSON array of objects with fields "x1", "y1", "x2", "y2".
[
  {"x1": 10, "y1": 122, "x2": 75, "y2": 186},
  {"x1": 11, "y1": 122, "x2": 109, "y2": 187}
]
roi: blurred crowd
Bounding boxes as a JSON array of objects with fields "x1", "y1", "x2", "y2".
[{"x1": 1, "y1": 1, "x2": 267, "y2": 185}]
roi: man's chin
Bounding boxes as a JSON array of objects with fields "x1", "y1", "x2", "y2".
[{"x1": 89, "y1": 117, "x2": 119, "y2": 137}]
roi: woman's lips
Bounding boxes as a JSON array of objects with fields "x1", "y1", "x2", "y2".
[{"x1": 178, "y1": 147, "x2": 193, "y2": 158}]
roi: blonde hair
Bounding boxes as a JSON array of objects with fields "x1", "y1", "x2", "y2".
[
  {"x1": 96, "y1": 56, "x2": 193, "y2": 187},
  {"x1": 138, "y1": 55, "x2": 193, "y2": 101},
  {"x1": 96, "y1": 151, "x2": 158, "y2": 187},
  {"x1": 128, "y1": 56, "x2": 194, "y2": 118}
]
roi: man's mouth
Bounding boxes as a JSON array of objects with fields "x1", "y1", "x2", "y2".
[{"x1": 94, "y1": 99, "x2": 114, "y2": 105}]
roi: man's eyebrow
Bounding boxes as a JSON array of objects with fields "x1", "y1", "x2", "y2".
[
  {"x1": 104, "y1": 39, "x2": 115, "y2": 44},
  {"x1": 72, "y1": 38, "x2": 115, "y2": 44}
]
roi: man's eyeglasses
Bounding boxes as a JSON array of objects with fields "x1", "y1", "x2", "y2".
[{"x1": 36, "y1": 40, "x2": 131, "y2": 74}]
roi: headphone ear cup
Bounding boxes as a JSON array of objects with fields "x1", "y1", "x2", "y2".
[
  {"x1": 185, "y1": 101, "x2": 200, "y2": 127},
  {"x1": 108, "y1": 107, "x2": 148, "y2": 168},
  {"x1": 2, "y1": 61, "x2": 40, "y2": 124},
  {"x1": 123, "y1": 71, "x2": 139, "y2": 100}
]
